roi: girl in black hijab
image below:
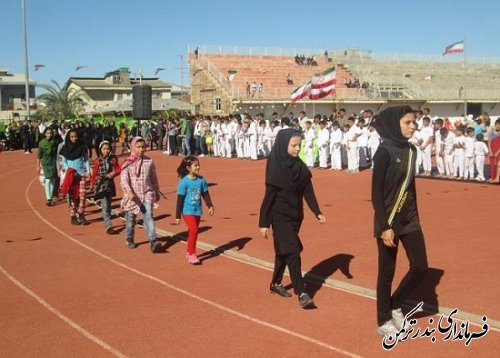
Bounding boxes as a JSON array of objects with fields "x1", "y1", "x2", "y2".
[
  {"x1": 371, "y1": 106, "x2": 428, "y2": 338},
  {"x1": 259, "y1": 128, "x2": 326, "y2": 308}
]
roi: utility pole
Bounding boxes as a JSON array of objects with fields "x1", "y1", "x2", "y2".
[{"x1": 21, "y1": 0, "x2": 31, "y2": 121}]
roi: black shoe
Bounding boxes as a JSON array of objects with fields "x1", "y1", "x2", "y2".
[
  {"x1": 298, "y1": 293, "x2": 315, "y2": 308},
  {"x1": 71, "y1": 216, "x2": 81, "y2": 225},
  {"x1": 105, "y1": 226, "x2": 114, "y2": 235},
  {"x1": 126, "y1": 241, "x2": 137, "y2": 249},
  {"x1": 150, "y1": 240, "x2": 162, "y2": 253},
  {"x1": 46, "y1": 199, "x2": 52, "y2": 206},
  {"x1": 270, "y1": 284, "x2": 292, "y2": 298},
  {"x1": 78, "y1": 214, "x2": 90, "y2": 226}
]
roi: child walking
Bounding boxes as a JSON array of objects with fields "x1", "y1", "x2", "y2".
[
  {"x1": 90, "y1": 141, "x2": 121, "y2": 234},
  {"x1": 120, "y1": 137, "x2": 163, "y2": 253},
  {"x1": 174, "y1": 156, "x2": 215, "y2": 264},
  {"x1": 371, "y1": 106, "x2": 428, "y2": 338},
  {"x1": 259, "y1": 128, "x2": 326, "y2": 308},
  {"x1": 36, "y1": 127, "x2": 59, "y2": 206},
  {"x1": 60, "y1": 129, "x2": 90, "y2": 225}
]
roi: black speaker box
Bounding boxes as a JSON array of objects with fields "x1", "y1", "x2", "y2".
[{"x1": 133, "y1": 85, "x2": 152, "y2": 119}]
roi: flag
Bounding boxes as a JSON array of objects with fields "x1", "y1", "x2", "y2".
[
  {"x1": 75, "y1": 65, "x2": 87, "y2": 72},
  {"x1": 154, "y1": 67, "x2": 165, "y2": 76},
  {"x1": 443, "y1": 41, "x2": 464, "y2": 56},
  {"x1": 34, "y1": 64, "x2": 45, "y2": 71},
  {"x1": 290, "y1": 81, "x2": 311, "y2": 103},
  {"x1": 309, "y1": 67, "x2": 336, "y2": 100}
]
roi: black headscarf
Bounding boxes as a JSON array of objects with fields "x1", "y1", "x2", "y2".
[
  {"x1": 265, "y1": 128, "x2": 311, "y2": 191},
  {"x1": 59, "y1": 129, "x2": 87, "y2": 160},
  {"x1": 373, "y1": 106, "x2": 414, "y2": 147}
]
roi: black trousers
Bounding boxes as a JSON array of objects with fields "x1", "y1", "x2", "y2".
[
  {"x1": 376, "y1": 229, "x2": 428, "y2": 326},
  {"x1": 271, "y1": 252, "x2": 304, "y2": 295}
]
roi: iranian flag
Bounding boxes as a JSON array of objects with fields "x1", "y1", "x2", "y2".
[
  {"x1": 290, "y1": 80, "x2": 311, "y2": 103},
  {"x1": 443, "y1": 41, "x2": 464, "y2": 56},
  {"x1": 309, "y1": 67, "x2": 336, "y2": 100}
]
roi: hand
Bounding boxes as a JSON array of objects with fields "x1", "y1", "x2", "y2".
[
  {"x1": 208, "y1": 206, "x2": 215, "y2": 216},
  {"x1": 317, "y1": 214, "x2": 326, "y2": 224},
  {"x1": 173, "y1": 218, "x2": 181, "y2": 225},
  {"x1": 260, "y1": 227, "x2": 269, "y2": 239},
  {"x1": 105, "y1": 173, "x2": 114, "y2": 179},
  {"x1": 126, "y1": 191, "x2": 135, "y2": 200},
  {"x1": 381, "y1": 228, "x2": 396, "y2": 248}
]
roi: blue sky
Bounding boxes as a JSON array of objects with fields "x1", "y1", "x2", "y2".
[{"x1": 2, "y1": 0, "x2": 499, "y2": 90}]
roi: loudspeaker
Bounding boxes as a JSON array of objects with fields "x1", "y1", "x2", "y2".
[{"x1": 133, "y1": 85, "x2": 152, "y2": 119}]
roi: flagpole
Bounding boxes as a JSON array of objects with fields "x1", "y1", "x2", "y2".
[
  {"x1": 21, "y1": 0, "x2": 31, "y2": 121},
  {"x1": 463, "y1": 38, "x2": 467, "y2": 119}
]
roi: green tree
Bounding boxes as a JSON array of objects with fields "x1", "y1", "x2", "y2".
[{"x1": 37, "y1": 80, "x2": 89, "y2": 120}]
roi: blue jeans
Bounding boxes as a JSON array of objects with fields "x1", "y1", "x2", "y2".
[
  {"x1": 181, "y1": 136, "x2": 191, "y2": 155},
  {"x1": 100, "y1": 195, "x2": 112, "y2": 229},
  {"x1": 125, "y1": 201, "x2": 157, "y2": 243}
]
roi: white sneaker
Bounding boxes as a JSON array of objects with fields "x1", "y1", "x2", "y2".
[
  {"x1": 163, "y1": 151, "x2": 169, "y2": 155},
  {"x1": 391, "y1": 308, "x2": 405, "y2": 330},
  {"x1": 376, "y1": 320, "x2": 399, "y2": 339},
  {"x1": 199, "y1": 154, "x2": 205, "y2": 157}
]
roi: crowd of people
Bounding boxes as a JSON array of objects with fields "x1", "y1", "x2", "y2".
[
  {"x1": 18, "y1": 106, "x2": 498, "y2": 338},
  {"x1": 294, "y1": 54, "x2": 318, "y2": 66},
  {"x1": 344, "y1": 78, "x2": 370, "y2": 89},
  {"x1": 245, "y1": 82, "x2": 264, "y2": 97}
]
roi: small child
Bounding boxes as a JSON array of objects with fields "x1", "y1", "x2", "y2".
[
  {"x1": 474, "y1": 133, "x2": 489, "y2": 181},
  {"x1": 329, "y1": 121, "x2": 343, "y2": 170},
  {"x1": 303, "y1": 121, "x2": 316, "y2": 167},
  {"x1": 205, "y1": 128, "x2": 213, "y2": 156},
  {"x1": 464, "y1": 127, "x2": 475, "y2": 180},
  {"x1": 317, "y1": 120, "x2": 330, "y2": 168},
  {"x1": 90, "y1": 141, "x2": 121, "y2": 234},
  {"x1": 453, "y1": 126, "x2": 466, "y2": 180},
  {"x1": 174, "y1": 156, "x2": 215, "y2": 264}
]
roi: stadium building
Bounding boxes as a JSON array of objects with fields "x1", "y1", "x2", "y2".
[{"x1": 189, "y1": 45, "x2": 500, "y2": 120}]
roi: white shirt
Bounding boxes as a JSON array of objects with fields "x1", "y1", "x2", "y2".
[
  {"x1": 443, "y1": 132, "x2": 456, "y2": 153},
  {"x1": 346, "y1": 125, "x2": 361, "y2": 143},
  {"x1": 357, "y1": 127, "x2": 369, "y2": 147},
  {"x1": 304, "y1": 128, "x2": 316, "y2": 143},
  {"x1": 464, "y1": 137, "x2": 475, "y2": 157},
  {"x1": 474, "y1": 141, "x2": 489, "y2": 156},
  {"x1": 368, "y1": 129, "x2": 380, "y2": 149},
  {"x1": 317, "y1": 128, "x2": 330, "y2": 147}
]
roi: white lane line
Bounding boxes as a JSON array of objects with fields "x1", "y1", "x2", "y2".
[
  {"x1": 24, "y1": 178, "x2": 363, "y2": 358},
  {"x1": 0, "y1": 264, "x2": 128, "y2": 358}
]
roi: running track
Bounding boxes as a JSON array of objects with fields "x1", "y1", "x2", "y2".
[{"x1": 1, "y1": 149, "x2": 499, "y2": 357}]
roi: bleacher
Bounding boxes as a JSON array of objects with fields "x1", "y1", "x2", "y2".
[
  {"x1": 190, "y1": 53, "x2": 365, "y2": 101},
  {"x1": 189, "y1": 46, "x2": 500, "y2": 105}
]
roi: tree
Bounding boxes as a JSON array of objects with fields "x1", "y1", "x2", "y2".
[{"x1": 37, "y1": 80, "x2": 89, "y2": 120}]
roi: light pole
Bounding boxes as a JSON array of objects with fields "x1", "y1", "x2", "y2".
[{"x1": 21, "y1": 0, "x2": 31, "y2": 121}]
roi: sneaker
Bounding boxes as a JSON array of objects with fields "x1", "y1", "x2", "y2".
[
  {"x1": 376, "y1": 320, "x2": 400, "y2": 339},
  {"x1": 71, "y1": 216, "x2": 80, "y2": 225},
  {"x1": 150, "y1": 240, "x2": 162, "y2": 253},
  {"x1": 391, "y1": 308, "x2": 405, "y2": 330},
  {"x1": 78, "y1": 214, "x2": 90, "y2": 226},
  {"x1": 270, "y1": 284, "x2": 292, "y2": 298},
  {"x1": 186, "y1": 253, "x2": 201, "y2": 265},
  {"x1": 46, "y1": 199, "x2": 52, "y2": 206},
  {"x1": 105, "y1": 226, "x2": 114, "y2": 235},
  {"x1": 298, "y1": 293, "x2": 315, "y2": 308},
  {"x1": 126, "y1": 241, "x2": 137, "y2": 249}
]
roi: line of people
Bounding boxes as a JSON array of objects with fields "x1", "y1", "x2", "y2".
[{"x1": 36, "y1": 127, "x2": 215, "y2": 262}]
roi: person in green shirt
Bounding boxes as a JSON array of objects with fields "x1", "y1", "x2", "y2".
[
  {"x1": 179, "y1": 117, "x2": 191, "y2": 155},
  {"x1": 36, "y1": 128, "x2": 59, "y2": 206}
]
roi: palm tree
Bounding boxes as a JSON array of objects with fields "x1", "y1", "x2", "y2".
[{"x1": 37, "y1": 80, "x2": 89, "y2": 120}]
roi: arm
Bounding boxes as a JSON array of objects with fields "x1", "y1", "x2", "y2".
[
  {"x1": 201, "y1": 191, "x2": 214, "y2": 215},
  {"x1": 175, "y1": 194, "x2": 186, "y2": 221},
  {"x1": 108, "y1": 157, "x2": 122, "y2": 178},
  {"x1": 258, "y1": 185, "x2": 277, "y2": 229},
  {"x1": 371, "y1": 146, "x2": 391, "y2": 234},
  {"x1": 303, "y1": 180, "x2": 322, "y2": 218}
]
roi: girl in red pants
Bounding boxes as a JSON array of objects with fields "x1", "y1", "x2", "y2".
[{"x1": 174, "y1": 156, "x2": 214, "y2": 264}]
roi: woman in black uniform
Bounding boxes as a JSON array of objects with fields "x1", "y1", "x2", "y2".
[
  {"x1": 259, "y1": 128, "x2": 326, "y2": 308},
  {"x1": 371, "y1": 106, "x2": 429, "y2": 337}
]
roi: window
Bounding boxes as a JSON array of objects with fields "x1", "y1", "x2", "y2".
[{"x1": 215, "y1": 97, "x2": 222, "y2": 112}]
